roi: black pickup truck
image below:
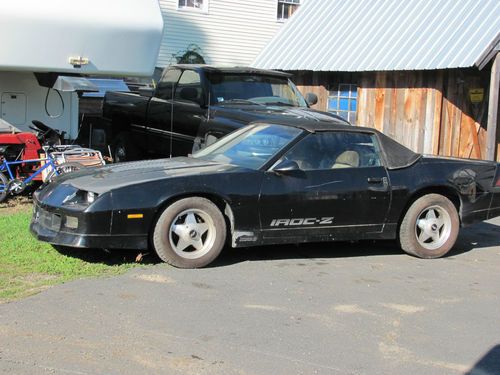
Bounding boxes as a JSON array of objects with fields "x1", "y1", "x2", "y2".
[{"x1": 102, "y1": 65, "x2": 348, "y2": 161}]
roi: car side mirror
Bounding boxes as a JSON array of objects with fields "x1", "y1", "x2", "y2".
[
  {"x1": 138, "y1": 87, "x2": 154, "y2": 97},
  {"x1": 305, "y1": 92, "x2": 318, "y2": 106},
  {"x1": 272, "y1": 159, "x2": 302, "y2": 176}
]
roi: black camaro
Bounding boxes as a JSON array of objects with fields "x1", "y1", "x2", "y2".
[{"x1": 31, "y1": 120, "x2": 500, "y2": 268}]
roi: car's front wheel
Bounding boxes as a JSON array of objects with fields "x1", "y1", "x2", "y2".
[
  {"x1": 399, "y1": 194, "x2": 459, "y2": 258},
  {"x1": 152, "y1": 197, "x2": 227, "y2": 268}
]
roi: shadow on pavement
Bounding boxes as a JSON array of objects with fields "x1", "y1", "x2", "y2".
[
  {"x1": 53, "y1": 245, "x2": 161, "y2": 266},
  {"x1": 52, "y1": 221, "x2": 500, "y2": 268},
  {"x1": 212, "y1": 240, "x2": 403, "y2": 268},
  {"x1": 465, "y1": 344, "x2": 500, "y2": 375},
  {"x1": 451, "y1": 221, "x2": 500, "y2": 256},
  {"x1": 213, "y1": 221, "x2": 500, "y2": 267}
]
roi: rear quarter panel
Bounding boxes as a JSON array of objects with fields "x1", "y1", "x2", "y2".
[
  {"x1": 386, "y1": 157, "x2": 497, "y2": 226},
  {"x1": 489, "y1": 163, "x2": 500, "y2": 219}
]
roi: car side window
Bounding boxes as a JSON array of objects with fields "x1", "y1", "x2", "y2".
[
  {"x1": 155, "y1": 69, "x2": 182, "y2": 100},
  {"x1": 282, "y1": 132, "x2": 382, "y2": 171},
  {"x1": 174, "y1": 70, "x2": 203, "y2": 104}
]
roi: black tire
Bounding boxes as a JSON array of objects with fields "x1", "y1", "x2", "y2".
[
  {"x1": 0, "y1": 173, "x2": 9, "y2": 203},
  {"x1": 112, "y1": 132, "x2": 140, "y2": 163},
  {"x1": 399, "y1": 194, "x2": 459, "y2": 258},
  {"x1": 152, "y1": 197, "x2": 227, "y2": 268}
]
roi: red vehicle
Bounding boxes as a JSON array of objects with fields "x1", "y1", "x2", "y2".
[
  {"x1": 0, "y1": 119, "x2": 105, "y2": 193},
  {"x1": 0, "y1": 120, "x2": 51, "y2": 181}
]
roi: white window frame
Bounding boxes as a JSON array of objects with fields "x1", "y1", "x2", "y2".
[
  {"x1": 277, "y1": 0, "x2": 301, "y2": 22},
  {"x1": 328, "y1": 84, "x2": 358, "y2": 123},
  {"x1": 177, "y1": 0, "x2": 209, "y2": 14}
]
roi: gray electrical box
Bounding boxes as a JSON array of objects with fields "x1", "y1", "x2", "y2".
[{"x1": 1, "y1": 92, "x2": 27, "y2": 125}]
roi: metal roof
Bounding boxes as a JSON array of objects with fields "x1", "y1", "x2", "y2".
[{"x1": 253, "y1": 0, "x2": 500, "y2": 72}]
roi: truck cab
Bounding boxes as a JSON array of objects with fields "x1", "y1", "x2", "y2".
[{"x1": 103, "y1": 65, "x2": 348, "y2": 162}]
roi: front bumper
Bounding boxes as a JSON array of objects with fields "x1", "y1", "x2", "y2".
[{"x1": 30, "y1": 203, "x2": 148, "y2": 250}]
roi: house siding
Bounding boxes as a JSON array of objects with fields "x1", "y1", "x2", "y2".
[{"x1": 157, "y1": 0, "x2": 286, "y2": 67}]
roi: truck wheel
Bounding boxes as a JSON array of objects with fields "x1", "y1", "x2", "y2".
[
  {"x1": 0, "y1": 173, "x2": 8, "y2": 203},
  {"x1": 113, "y1": 132, "x2": 140, "y2": 163},
  {"x1": 152, "y1": 197, "x2": 226, "y2": 268},
  {"x1": 399, "y1": 194, "x2": 459, "y2": 258}
]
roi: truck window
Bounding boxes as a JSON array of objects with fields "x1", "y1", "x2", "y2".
[
  {"x1": 156, "y1": 69, "x2": 182, "y2": 100},
  {"x1": 174, "y1": 70, "x2": 203, "y2": 104},
  {"x1": 206, "y1": 73, "x2": 307, "y2": 107}
]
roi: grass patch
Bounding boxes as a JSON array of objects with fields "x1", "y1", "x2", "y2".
[{"x1": 0, "y1": 204, "x2": 151, "y2": 302}]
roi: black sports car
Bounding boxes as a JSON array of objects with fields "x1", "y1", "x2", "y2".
[{"x1": 31, "y1": 120, "x2": 500, "y2": 268}]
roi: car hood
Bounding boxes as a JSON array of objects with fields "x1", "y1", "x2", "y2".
[
  {"x1": 53, "y1": 157, "x2": 238, "y2": 194},
  {"x1": 212, "y1": 104, "x2": 348, "y2": 125}
]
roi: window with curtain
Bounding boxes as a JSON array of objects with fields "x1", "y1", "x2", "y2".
[
  {"x1": 178, "y1": 0, "x2": 207, "y2": 12},
  {"x1": 277, "y1": 0, "x2": 300, "y2": 21}
]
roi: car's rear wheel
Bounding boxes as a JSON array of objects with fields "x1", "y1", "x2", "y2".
[
  {"x1": 399, "y1": 194, "x2": 459, "y2": 258},
  {"x1": 152, "y1": 197, "x2": 226, "y2": 268}
]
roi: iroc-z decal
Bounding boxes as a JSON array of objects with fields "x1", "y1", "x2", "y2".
[{"x1": 269, "y1": 217, "x2": 334, "y2": 227}]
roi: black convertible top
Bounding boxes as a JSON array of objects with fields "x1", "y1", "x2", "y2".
[{"x1": 254, "y1": 119, "x2": 421, "y2": 170}]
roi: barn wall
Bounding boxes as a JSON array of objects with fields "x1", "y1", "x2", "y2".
[{"x1": 291, "y1": 68, "x2": 498, "y2": 161}]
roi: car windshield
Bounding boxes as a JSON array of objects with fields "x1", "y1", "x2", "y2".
[
  {"x1": 206, "y1": 73, "x2": 308, "y2": 107},
  {"x1": 192, "y1": 124, "x2": 302, "y2": 170}
]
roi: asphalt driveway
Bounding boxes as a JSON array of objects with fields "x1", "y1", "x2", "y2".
[{"x1": 1, "y1": 218, "x2": 500, "y2": 375}]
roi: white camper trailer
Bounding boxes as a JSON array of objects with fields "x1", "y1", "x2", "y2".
[{"x1": 0, "y1": 0, "x2": 163, "y2": 140}]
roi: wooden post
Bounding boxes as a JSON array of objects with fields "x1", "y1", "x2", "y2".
[{"x1": 486, "y1": 52, "x2": 500, "y2": 160}]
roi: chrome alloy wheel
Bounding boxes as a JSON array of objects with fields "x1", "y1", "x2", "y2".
[
  {"x1": 415, "y1": 205, "x2": 452, "y2": 250},
  {"x1": 169, "y1": 209, "x2": 216, "y2": 259}
]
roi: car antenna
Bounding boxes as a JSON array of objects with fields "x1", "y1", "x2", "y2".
[
  {"x1": 207, "y1": 90, "x2": 211, "y2": 121},
  {"x1": 170, "y1": 82, "x2": 174, "y2": 159}
]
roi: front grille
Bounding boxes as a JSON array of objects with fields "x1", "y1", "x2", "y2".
[{"x1": 34, "y1": 205, "x2": 61, "y2": 231}]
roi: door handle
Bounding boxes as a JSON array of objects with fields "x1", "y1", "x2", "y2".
[{"x1": 367, "y1": 176, "x2": 389, "y2": 191}]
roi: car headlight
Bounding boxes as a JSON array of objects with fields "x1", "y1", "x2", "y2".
[{"x1": 62, "y1": 190, "x2": 99, "y2": 207}]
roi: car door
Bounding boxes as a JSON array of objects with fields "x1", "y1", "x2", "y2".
[
  {"x1": 146, "y1": 68, "x2": 181, "y2": 156},
  {"x1": 258, "y1": 131, "x2": 391, "y2": 243},
  {"x1": 171, "y1": 69, "x2": 206, "y2": 156}
]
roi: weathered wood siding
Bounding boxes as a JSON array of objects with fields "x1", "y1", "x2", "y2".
[{"x1": 292, "y1": 69, "x2": 499, "y2": 161}]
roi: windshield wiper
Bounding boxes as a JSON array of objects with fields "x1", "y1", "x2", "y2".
[
  {"x1": 263, "y1": 101, "x2": 296, "y2": 107},
  {"x1": 219, "y1": 99, "x2": 261, "y2": 105}
]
